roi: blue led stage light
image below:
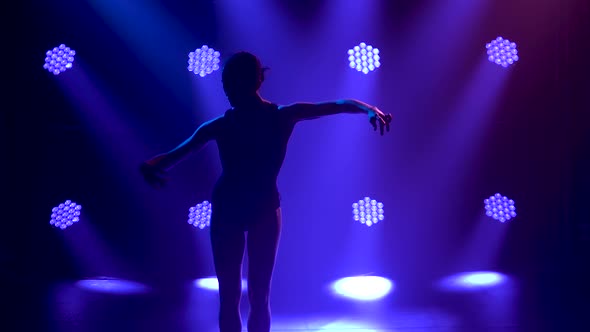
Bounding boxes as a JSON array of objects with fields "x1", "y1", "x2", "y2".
[
  {"x1": 43, "y1": 44, "x2": 75, "y2": 75},
  {"x1": 347, "y1": 42, "x2": 381, "y2": 74},
  {"x1": 188, "y1": 200, "x2": 212, "y2": 229},
  {"x1": 486, "y1": 37, "x2": 519, "y2": 68},
  {"x1": 50, "y1": 200, "x2": 82, "y2": 230},
  {"x1": 484, "y1": 193, "x2": 516, "y2": 223},
  {"x1": 188, "y1": 45, "x2": 221, "y2": 77},
  {"x1": 352, "y1": 197, "x2": 384, "y2": 227}
]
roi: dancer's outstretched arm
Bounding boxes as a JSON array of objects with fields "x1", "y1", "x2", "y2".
[
  {"x1": 140, "y1": 116, "x2": 222, "y2": 187},
  {"x1": 279, "y1": 99, "x2": 392, "y2": 135}
]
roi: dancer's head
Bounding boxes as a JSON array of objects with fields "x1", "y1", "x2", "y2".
[{"x1": 222, "y1": 52, "x2": 266, "y2": 106}]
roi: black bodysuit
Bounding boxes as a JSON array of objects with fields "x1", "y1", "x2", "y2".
[{"x1": 212, "y1": 101, "x2": 295, "y2": 231}]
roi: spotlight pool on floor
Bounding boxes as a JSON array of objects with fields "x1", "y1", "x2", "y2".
[{"x1": 330, "y1": 276, "x2": 394, "y2": 301}]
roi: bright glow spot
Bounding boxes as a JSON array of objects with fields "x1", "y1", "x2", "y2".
[
  {"x1": 194, "y1": 277, "x2": 248, "y2": 292},
  {"x1": 439, "y1": 271, "x2": 508, "y2": 291},
  {"x1": 486, "y1": 37, "x2": 519, "y2": 68},
  {"x1": 43, "y1": 44, "x2": 76, "y2": 75},
  {"x1": 352, "y1": 197, "x2": 384, "y2": 227},
  {"x1": 484, "y1": 193, "x2": 517, "y2": 223},
  {"x1": 188, "y1": 45, "x2": 221, "y2": 77},
  {"x1": 318, "y1": 319, "x2": 381, "y2": 331},
  {"x1": 188, "y1": 200, "x2": 212, "y2": 229},
  {"x1": 347, "y1": 42, "x2": 381, "y2": 74},
  {"x1": 76, "y1": 278, "x2": 151, "y2": 295},
  {"x1": 331, "y1": 276, "x2": 393, "y2": 301},
  {"x1": 50, "y1": 200, "x2": 82, "y2": 230}
]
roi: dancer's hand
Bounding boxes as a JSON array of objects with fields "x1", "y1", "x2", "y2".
[
  {"x1": 367, "y1": 106, "x2": 392, "y2": 135},
  {"x1": 139, "y1": 161, "x2": 169, "y2": 189}
]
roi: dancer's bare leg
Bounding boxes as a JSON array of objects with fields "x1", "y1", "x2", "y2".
[
  {"x1": 211, "y1": 221, "x2": 246, "y2": 332},
  {"x1": 246, "y1": 208, "x2": 282, "y2": 332}
]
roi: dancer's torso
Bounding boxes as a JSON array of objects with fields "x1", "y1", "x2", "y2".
[{"x1": 212, "y1": 101, "x2": 295, "y2": 217}]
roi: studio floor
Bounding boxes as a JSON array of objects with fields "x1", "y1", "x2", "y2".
[{"x1": 4, "y1": 271, "x2": 582, "y2": 332}]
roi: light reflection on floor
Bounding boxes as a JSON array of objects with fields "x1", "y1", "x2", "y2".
[
  {"x1": 437, "y1": 271, "x2": 509, "y2": 292},
  {"x1": 330, "y1": 276, "x2": 394, "y2": 301},
  {"x1": 75, "y1": 277, "x2": 152, "y2": 295},
  {"x1": 44, "y1": 273, "x2": 529, "y2": 332},
  {"x1": 194, "y1": 276, "x2": 248, "y2": 292}
]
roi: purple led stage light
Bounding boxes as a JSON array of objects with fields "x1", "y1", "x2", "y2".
[
  {"x1": 50, "y1": 200, "x2": 82, "y2": 230},
  {"x1": 484, "y1": 193, "x2": 516, "y2": 223},
  {"x1": 188, "y1": 45, "x2": 221, "y2": 77},
  {"x1": 347, "y1": 42, "x2": 381, "y2": 74},
  {"x1": 486, "y1": 37, "x2": 519, "y2": 68},
  {"x1": 43, "y1": 44, "x2": 76, "y2": 75},
  {"x1": 352, "y1": 197, "x2": 384, "y2": 227},
  {"x1": 188, "y1": 200, "x2": 212, "y2": 229}
]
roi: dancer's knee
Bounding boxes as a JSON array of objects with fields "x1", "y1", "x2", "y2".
[
  {"x1": 220, "y1": 293, "x2": 241, "y2": 307},
  {"x1": 248, "y1": 290, "x2": 270, "y2": 310},
  {"x1": 219, "y1": 286, "x2": 242, "y2": 309}
]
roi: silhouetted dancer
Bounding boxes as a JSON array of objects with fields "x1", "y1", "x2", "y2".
[{"x1": 140, "y1": 51, "x2": 392, "y2": 332}]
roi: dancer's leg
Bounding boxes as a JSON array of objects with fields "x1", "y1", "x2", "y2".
[
  {"x1": 246, "y1": 208, "x2": 282, "y2": 332},
  {"x1": 211, "y1": 221, "x2": 246, "y2": 332}
]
